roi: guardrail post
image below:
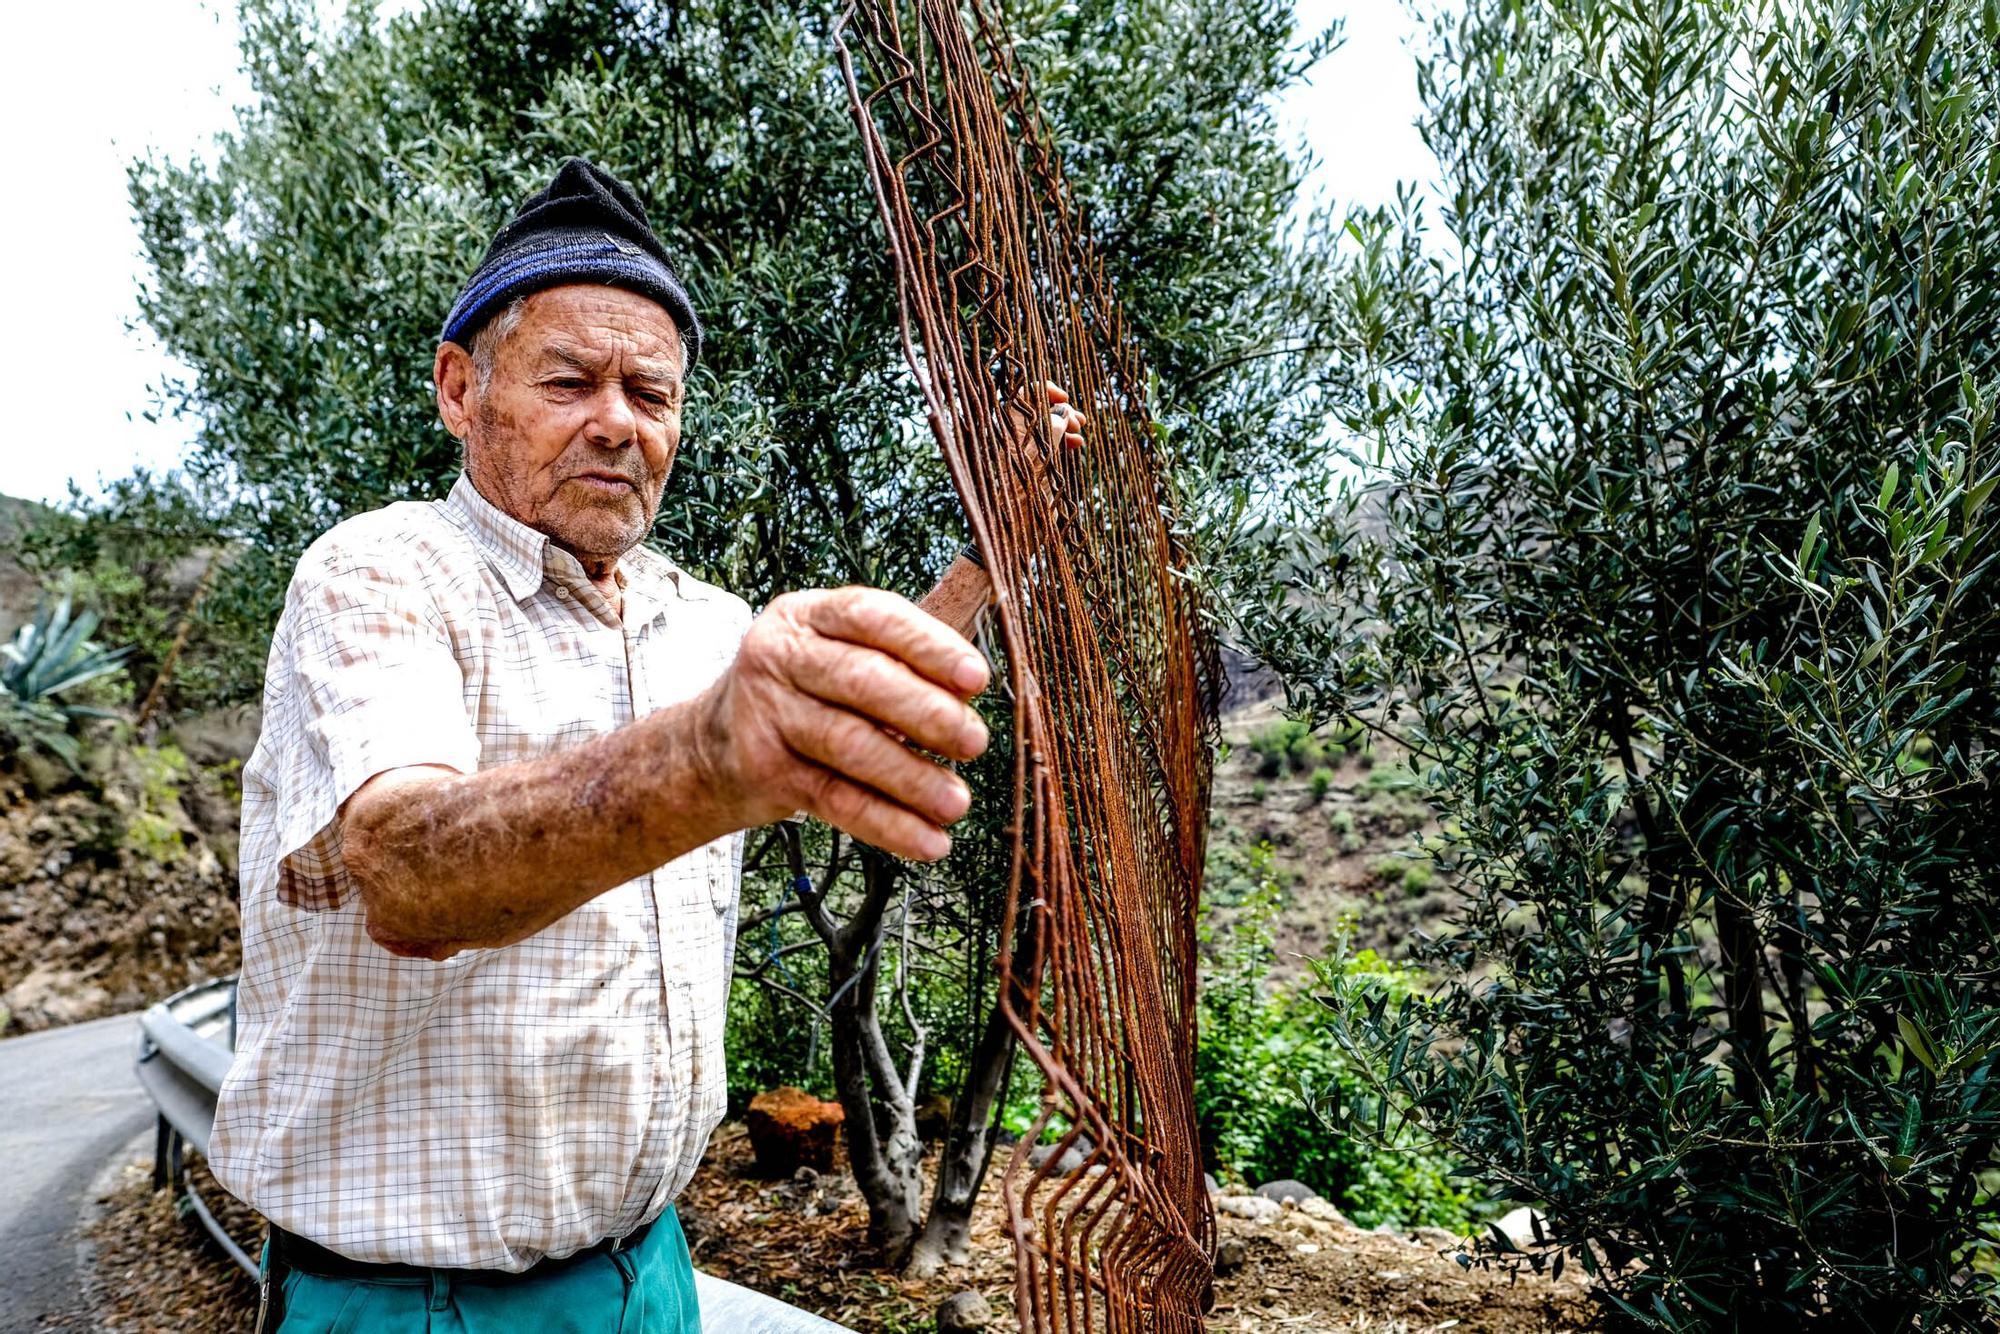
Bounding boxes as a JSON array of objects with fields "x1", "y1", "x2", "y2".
[{"x1": 152, "y1": 1114, "x2": 171, "y2": 1191}]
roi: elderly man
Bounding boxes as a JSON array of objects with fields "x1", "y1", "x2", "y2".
[{"x1": 211, "y1": 159, "x2": 1086, "y2": 1332}]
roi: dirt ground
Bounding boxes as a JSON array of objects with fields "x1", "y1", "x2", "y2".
[
  {"x1": 684, "y1": 1127, "x2": 1597, "y2": 1332},
  {"x1": 76, "y1": 1131, "x2": 1596, "y2": 1334},
  {"x1": 75, "y1": 1157, "x2": 262, "y2": 1334}
]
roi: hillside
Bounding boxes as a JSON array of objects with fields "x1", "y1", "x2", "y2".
[{"x1": 1209, "y1": 698, "x2": 1451, "y2": 980}]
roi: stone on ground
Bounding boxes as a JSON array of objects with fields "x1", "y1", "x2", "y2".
[
  {"x1": 936, "y1": 1289, "x2": 992, "y2": 1332},
  {"x1": 1494, "y1": 1205, "x2": 1549, "y2": 1249},
  {"x1": 1295, "y1": 1196, "x2": 1354, "y2": 1229},
  {"x1": 1255, "y1": 1178, "x2": 1318, "y2": 1205},
  {"x1": 1217, "y1": 1194, "x2": 1283, "y2": 1223},
  {"x1": 1025, "y1": 1138, "x2": 1089, "y2": 1175},
  {"x1": 2, "y1": 963, "x2": 109, "y2": 1030}
]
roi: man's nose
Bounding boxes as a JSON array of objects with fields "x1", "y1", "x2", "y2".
[{"x1": 584, "y1": 386, "x2": 638, "y2": 447}]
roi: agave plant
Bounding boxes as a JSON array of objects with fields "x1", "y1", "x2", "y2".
[{"x1": 0, "y1": 595, "x2": 131, "y2": 770}]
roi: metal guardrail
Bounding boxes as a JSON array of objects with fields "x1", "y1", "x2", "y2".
[
  {"x1": 133, "y1": 976, "x2": 849, "y2": 1332},
  {"x1": 135, "y1": 977, "x2": 253, "y2": 1276}
]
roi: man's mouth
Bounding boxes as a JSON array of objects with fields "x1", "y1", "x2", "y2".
[{"x1": 570, "y1": 473, "x2": 637, "y2": 493}]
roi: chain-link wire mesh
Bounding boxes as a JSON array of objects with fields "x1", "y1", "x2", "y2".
[{"x1": 835, "y1": 5, "x2": 1221, "y2": 1328}]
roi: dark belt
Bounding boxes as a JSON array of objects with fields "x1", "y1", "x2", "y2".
[{"x1": 269, "y1": 1217, "x2": 655, "y2": 1286}]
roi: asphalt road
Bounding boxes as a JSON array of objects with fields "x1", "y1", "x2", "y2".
[{"x1": 0, "y1": 1013, "x2": 155, "y2": 1333}]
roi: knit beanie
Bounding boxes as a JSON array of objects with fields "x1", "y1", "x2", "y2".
[{"x1": 440, "y1": 158, "x2": 702, "y2": 367}]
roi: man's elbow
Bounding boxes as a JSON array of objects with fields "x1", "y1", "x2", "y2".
[
  {"x1": 364, "y1": 916, "x2": 465, "y2": 961},
  {"x1": 341, "y1": 810, "x2": 455, "y2": 959},
  {"x1": 340, "y1": 768, "x2": 468, "y2": 957}
]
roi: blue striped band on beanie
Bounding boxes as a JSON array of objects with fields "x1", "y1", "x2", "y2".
[
  {"x1": 441, "y1": 242, "x2": 685, "y2": 347},
  {"x1": 440, "y1": 159, "x2": 703, "y2": 366}
]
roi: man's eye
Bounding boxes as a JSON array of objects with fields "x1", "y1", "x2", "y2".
[{"x1": 548, "y1": 378, "x2": 589, "y2": 391}]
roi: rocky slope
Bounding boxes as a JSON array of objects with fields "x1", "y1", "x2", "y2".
[
  {"x1": 1208, "y1": 699, "x2": 1454, "y2": 978},
  {"x1": 0, "y1": 714, "x2": 251, "y2": 1034}
]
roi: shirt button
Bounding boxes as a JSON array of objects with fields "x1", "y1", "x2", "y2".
[{"x1": 554, "y1": 587, "x2": 571, "y2": 600}]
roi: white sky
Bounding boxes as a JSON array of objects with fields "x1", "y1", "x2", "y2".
[{"x1": 0, "y1": 0, "x2": 1434, "y2": 506}]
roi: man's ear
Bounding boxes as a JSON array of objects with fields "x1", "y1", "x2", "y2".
[{"x1": 435, "y1": 342, "x2": 477, "y2": 440}]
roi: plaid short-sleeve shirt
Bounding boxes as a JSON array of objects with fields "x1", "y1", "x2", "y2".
[{"x1": 211, "y1": 473, "x2": 752, "y2": 1271}]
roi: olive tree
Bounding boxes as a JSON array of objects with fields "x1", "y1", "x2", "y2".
[{"x1": 1223, "y1": 0, "x2": 2000, "y2": 1326}]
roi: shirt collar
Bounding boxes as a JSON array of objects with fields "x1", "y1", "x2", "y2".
[
  {"x1": 441, "y1": 473, "x2": 696, "y2": 614},
  {"x1": 444, "y1": 473, "x2": 548, "y2": 602}
]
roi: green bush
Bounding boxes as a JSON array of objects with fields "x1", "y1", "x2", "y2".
[
  {"x1": 1247, "y1": 779, "x2": 1267, "y2": 804},
  {"x1": 1248, "y1": 719, "x2": 1328, "y2": 777},
  {"x1": 724, "y1": 961, "x2": 831, "y2": 1110},
  {"x1": 1307, "y1": 767, "x2": 1335, "y2": 802},
  {"x1": 1361, "y1": 765, "x2": 1419, "y2": 797},
  {"x1": 22, "y1": 478, "x2": 257, "y2": 715},
  {"x1": 1196, "y1": 844, "x2": 1471, "y2": 1229},
  {"x1": 1329, "y1": 806, "x2": 1364, "y2": 854},
  {"x1": 1203, "y1": 833, "x2": 1286, "y2": 910}
]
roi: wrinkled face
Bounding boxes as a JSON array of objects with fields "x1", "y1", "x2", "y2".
[{"x1": 434, "y1": 285, "x2": 685, "y2": 566}]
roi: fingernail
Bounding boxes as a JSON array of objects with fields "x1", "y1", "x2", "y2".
[
  {"x1": 942, "y1": 777, "x2": 972, "y2": 820},
  {"x1": 925, "y1": 830, "x2": 953, "y2": 860},
  {"x1": 956, "y1": 655, "x2": 989, "y2": 693},
  {"x1": 965, "y1": 716, "x2": 990, "y2": 756}
]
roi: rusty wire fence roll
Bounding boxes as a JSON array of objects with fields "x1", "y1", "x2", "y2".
[{"x1": 834, "y1": 4, "x2": 1221, "y2": 1328}]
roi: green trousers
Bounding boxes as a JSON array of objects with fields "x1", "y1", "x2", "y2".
[{"x1": 266, "y1": 1208, "x2": 700, "y2": 1334}]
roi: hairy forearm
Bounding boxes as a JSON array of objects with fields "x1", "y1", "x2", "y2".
[
  {"x1": 342, "y1": 693, "x2": 736, "y2": 957},
  {"x1": 347, "y1": 568, "x2": 990, "y2": 959}
]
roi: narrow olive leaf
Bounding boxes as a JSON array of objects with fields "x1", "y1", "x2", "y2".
[
  {"x1": 1879, "y1": 462, "x2": 1901, "y2": 511},
  {"x1": 1966, "y1": 474, "x2": 1998, "y2": 519},
  {"x1": 1896, "y1": 1092, "x2": 1922, "y2": 1158},
  {"x1": 1898, "y1": 1014, "x2": 1942, "y2": 1076},
  {"x1": 1799, "y1": 512, "x2": 1823, "y2": 570}
]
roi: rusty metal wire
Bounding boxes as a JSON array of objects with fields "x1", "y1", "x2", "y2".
[{"x1": 834, "y1": 5, "x2": 1221, "y2": 1329}]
